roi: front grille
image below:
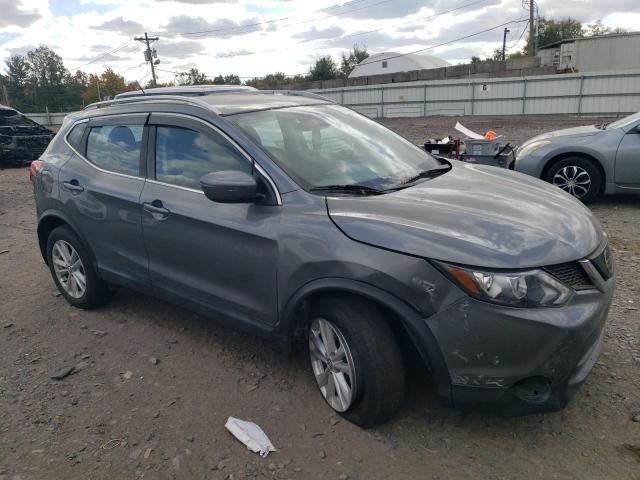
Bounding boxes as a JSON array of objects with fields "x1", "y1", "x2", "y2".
[{"x1": 544, "y1": 262, "x2": 594, "y2": 290}]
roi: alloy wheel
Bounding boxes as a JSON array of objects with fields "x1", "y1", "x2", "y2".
[
  {"x1": 52, "y1": 239, "x2": 86, "y2": 299},
  {"x1": 309, "y1": 317, "x2": 357, "y2": 412},
  {"x1": 552, "y1": 165, "x2": 591, "y2": 198}
]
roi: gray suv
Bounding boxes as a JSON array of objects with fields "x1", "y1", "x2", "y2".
[{"x1": 31, "y1": 91, "x2": 615, "y2": 427}]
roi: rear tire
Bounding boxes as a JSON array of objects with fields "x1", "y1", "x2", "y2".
[
  {"x1": 308, "y1": 295, "x2": 405, "y2": 428},
  {"x1": 544, "y1": 157, "x2": 602, "y2": 204},
  {"x1": 46, "y1": 226, "x2": 110, "y2": 309}
]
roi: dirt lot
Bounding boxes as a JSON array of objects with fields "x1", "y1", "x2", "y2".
[{"x1": 1, "y1": 115, "x2": 639, "y2": 480}]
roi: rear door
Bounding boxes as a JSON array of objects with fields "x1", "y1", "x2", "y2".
[
  {"x1": 140, "y1": 113, "x2": 280, "y2": 328},
  {"x1": 58, "y1": 113, "x2": 151, "y2": 292},
  {"x1": 615, "y1": 123, "x2": 640, "y2": 186}
]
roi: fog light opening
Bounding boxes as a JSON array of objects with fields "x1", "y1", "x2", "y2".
[{"x1": 511, "y1": 376, "x2": 552, "y2": 404}]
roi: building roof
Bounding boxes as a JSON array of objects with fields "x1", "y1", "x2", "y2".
[
  {"x1": 539, "y1": 31, "x2": 640, "y2": 50},
  {"x1": 349, "y1": 52, "x2": 450, "y2": 78}
]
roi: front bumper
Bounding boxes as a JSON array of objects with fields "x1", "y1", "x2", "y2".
[{"x1": 425, "y1": 277, "x2": 614, "y2": 415}]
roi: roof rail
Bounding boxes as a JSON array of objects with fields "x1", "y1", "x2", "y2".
[
  {"x1": 268, "y1": 90, "x2": 334, "y2": 103},
  {"x1": 83, "y1": 95, "x2": 215, "y2": 112}
]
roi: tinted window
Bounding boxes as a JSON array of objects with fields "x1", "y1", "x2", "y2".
[
  {"x1": 155, "y1": 126, "x2": 251, "y2": 189},
  {"x1": 66, "y1": 123, "x2": 86, "y2": 150},
  {"x1": 86, "y1": 125, "x2": 143, "y2": 176}
]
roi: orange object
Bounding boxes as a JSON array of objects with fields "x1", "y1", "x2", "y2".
[{"x1": 485, "y1": 130, "x2": 497, "y2": 140}]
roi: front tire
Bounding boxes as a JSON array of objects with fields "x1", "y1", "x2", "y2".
[
  {"x1": 308, "y1": 296, "x2": 405, "y2": 428},
  {"x1": 46, "y1": 226, "x2": 110, "y2": 309},
  {"x1": 544, "y1": 157, "x2": 602, "y2": 203}
]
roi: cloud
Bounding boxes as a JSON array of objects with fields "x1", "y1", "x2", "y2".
[
  {"x1": 161, "y1": 15, "x2": 262, "y2": 37},
  {"x1": 7, "y1": 45, "x2": 39, "y2": 57},
  {"x1": 333, "y1": 0, "x2": 427, "y2": 20},
  {"x1": 94, "y1": 16, "x2": 144, "y2": 35},
  {"x1": 215, "y1": 49, "x2": 254, "y2": 58},
  {"x1": 321, "y1": 31, "x2": 426, "y2": 51},
  {"x1": 292, "y1": 26, "x2": 345, "y2": 41},
  {"x1": 0, "y1": 0, "x2": 41, "y2": 28},
  {"x1": 159, "y1": 40, "x2": 206, "y2": 57}
]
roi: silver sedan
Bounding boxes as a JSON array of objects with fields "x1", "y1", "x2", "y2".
[{"x1": 514, "y1": 112, "x2": 640, "y2": 203}]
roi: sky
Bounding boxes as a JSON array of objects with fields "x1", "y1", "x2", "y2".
[{"x1": 0, "y1": 0, "x2": 639, "y2": 83}]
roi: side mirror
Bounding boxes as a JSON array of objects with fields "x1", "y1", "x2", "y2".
[{"x1": 200, "y1": 170, "x2": 257, "y2": 203}]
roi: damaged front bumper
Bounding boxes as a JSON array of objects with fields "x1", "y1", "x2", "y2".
[
  {"x1": 425, "y1": 278, "x2": 614, "y2": 415},
  {"x1": 0, "y1": 133, "x2": 53, "y2": 166}
]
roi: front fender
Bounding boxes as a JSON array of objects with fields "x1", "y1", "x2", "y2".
[{"x1": 280, "y1": 277, "x2": 453, "y2": 406}]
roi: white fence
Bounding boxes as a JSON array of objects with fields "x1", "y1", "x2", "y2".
[{"x1": 311, "y1": 69, "x2": 640, "y2": 118}]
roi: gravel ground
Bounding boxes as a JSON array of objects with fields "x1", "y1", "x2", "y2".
[{"x1": 1, "y1": 115, "x2": 639, "y2": 480}]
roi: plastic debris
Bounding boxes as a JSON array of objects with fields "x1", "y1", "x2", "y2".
[
  {"x1": 225, "y1": 417, "x2": 276, "y2": 457},
  {"x1": 454, "y1": 121, "x2": 484, "y2": 140}
]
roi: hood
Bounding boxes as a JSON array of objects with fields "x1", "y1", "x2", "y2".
[
  {"x1": 523, "y1": 125, "x2": 600, "y2": 146},
  {"x1": 327, "y1": 162, "x2": 603, "y2": 269}
]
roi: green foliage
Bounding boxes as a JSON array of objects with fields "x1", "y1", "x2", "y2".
[
  {"x1": 309, "y1": 55, "x2": 338, "y2": 81},
  {"x1": 176, "y1": 67, "x2": 210, "y2": 86},
  {"x1": 340, "y1": 45, "x2": 369, "y2": 77}
]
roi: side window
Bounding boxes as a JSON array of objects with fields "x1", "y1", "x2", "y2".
[
  {"x1": 86, "y1": 124, "x2": 143, "y2": 176},
  {"x1": 155, "y1": 125, "x2": 251, "y2": 190},
  {"x1": 66, "y1": 123, "x2": 86, "y2": 150}
]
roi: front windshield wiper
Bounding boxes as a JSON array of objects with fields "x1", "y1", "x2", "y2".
[
  {"x1": 595, "y1": 122, "x2": 609, "y2": 130},
  {"x1": 400, "y1": 165, "x2": 452, "y2": 186},
  {"x1": 309, "y1": 184, "x2": 385, "y2": 196}
]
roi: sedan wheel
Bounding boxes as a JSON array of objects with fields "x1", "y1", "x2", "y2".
[
  {"x1": 52, "y1": 239, "x2": 87, "y2": 298},
  {"x1": 309, "y1": 317, "x2": 357, "y2": 412},
  {"x1": 552, "y1": 166, "x2": 591, "y2": 199}
]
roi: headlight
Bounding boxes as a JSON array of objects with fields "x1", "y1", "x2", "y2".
[
  {"x1": 517, "y1": 140, "x2": 552, "y2": 159},
  {"x1": 435, "y1": 261, "x2": 573, "y2": 307}
]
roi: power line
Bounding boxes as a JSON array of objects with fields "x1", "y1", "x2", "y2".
[
  {"x1": 507, "y1": 20, "x2": 529, "y2": 49},
  {"x1": 212, "y1": 0, "x2": 492, "y2": 60},
  {"x1": 69, "y1": 39, "x2": 134, "y2": 72},
  {"x1": 339, "y1": 0, "x2": 490, "y2": 41},
  {"x1": 134, "y1": 33, "x2": 159, "y2": 86},
  {"x1": 355, "y1": 17, "x2": 529, "y2": 67},
  {"x1": 157, "y1": 0, "x2": 394, "y2": 38}
]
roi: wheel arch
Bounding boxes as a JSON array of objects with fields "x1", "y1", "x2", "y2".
[
  {"x1": 541, "y1": 151, "x2": 607, "y2": 193},
  {"x1": 37, "y1": 211, "x2": 95, "y2": 267},
  {"x1": 281, "y1": 278, "x2": 453, "y2": 405}
]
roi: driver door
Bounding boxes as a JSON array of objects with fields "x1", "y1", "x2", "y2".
[{"x1": 139, "y1": 113, "x2": 280, "y2": 328}]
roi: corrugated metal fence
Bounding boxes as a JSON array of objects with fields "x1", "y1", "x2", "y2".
[{"x1": 311, "y1": 69, "x2": 640, "y2": 118}]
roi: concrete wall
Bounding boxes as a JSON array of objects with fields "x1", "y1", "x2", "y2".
[
  {"x1": 312, "y1": 69, "x2": 640, "y2": 118},
  {"x1": 575, "y1": 34, "x2": 640, "y2": 72},
  {"x1": 24, "y1": 112, "x2": 68, "y2": 129}
]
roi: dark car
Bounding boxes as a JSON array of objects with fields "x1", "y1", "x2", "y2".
[
  {"x1": 30, "y1": 91, "x2": 615, "y2": 427},
  {"x1": 1, "y1": 105, "x2": 54, "y2": 167}
]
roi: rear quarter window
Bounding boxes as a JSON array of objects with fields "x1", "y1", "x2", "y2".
[{"x1": 66, "y1": 123, "x2": 87, "y2": 151}]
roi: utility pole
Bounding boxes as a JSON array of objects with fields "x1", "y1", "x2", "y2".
[
  {"x1": 134, "y1": 32, "x2": 159, "y2": 87},
  {"x1": 502, "y1": 28, "x2": 510, "y2": 61},
  {"x1": 528, "y1": 0, "x2": 536, "y2": 56}
]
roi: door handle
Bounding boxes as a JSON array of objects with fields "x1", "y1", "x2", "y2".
[
  {"x1": 143, "y1": 200, "x2": 170, "y2": 218},
  {"x1": 63, "y1": 180, "x2": 84, "y2": 193}
]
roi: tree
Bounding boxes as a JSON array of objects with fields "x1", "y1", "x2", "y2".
[
  {"x1": 4, "y1": 54, "x2": 31, "y2": 110},
  {"x1": 535, "y1": 17, "x2": 584, "y2": 49},
  {"x1": 339, "y1": 45, "x2": 369, "y2": 77},
  {"x1": 176, "y1": 67, "x2": 210, "y2": 85},
  {"x1": 309, "y1": 55, "x2": 337, "y2": 81},
  {"x1": 82, "y1": 68, "x2": 127, "y2": 104},
  {"x1": 223, "y1": 74, "x2": 241, "y2": 85},
  {"x1": 584, "y1": 20, "x2": 626, "y2": 37},
  {"x1": 470, "y1": 56, "x2": 482, "y2": 64},
  {"x1": 27, "y1": 46, "x2": 68, "y2": 111}
]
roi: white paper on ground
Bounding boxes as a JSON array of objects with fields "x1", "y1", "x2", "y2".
[
  {"x1": 225, "y1": 417, "x2": 277, "y2": 457},
  {"x1": 454, "y1": 121, "x2": 485, "y2": 140}
]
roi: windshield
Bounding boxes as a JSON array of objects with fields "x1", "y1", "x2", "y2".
[
  {"x1": 227, "y1": 104, "x2": 441, "y2": 191},
  {"x1": 606, "y1": 111, "x2": 640, "y2": 130}
]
